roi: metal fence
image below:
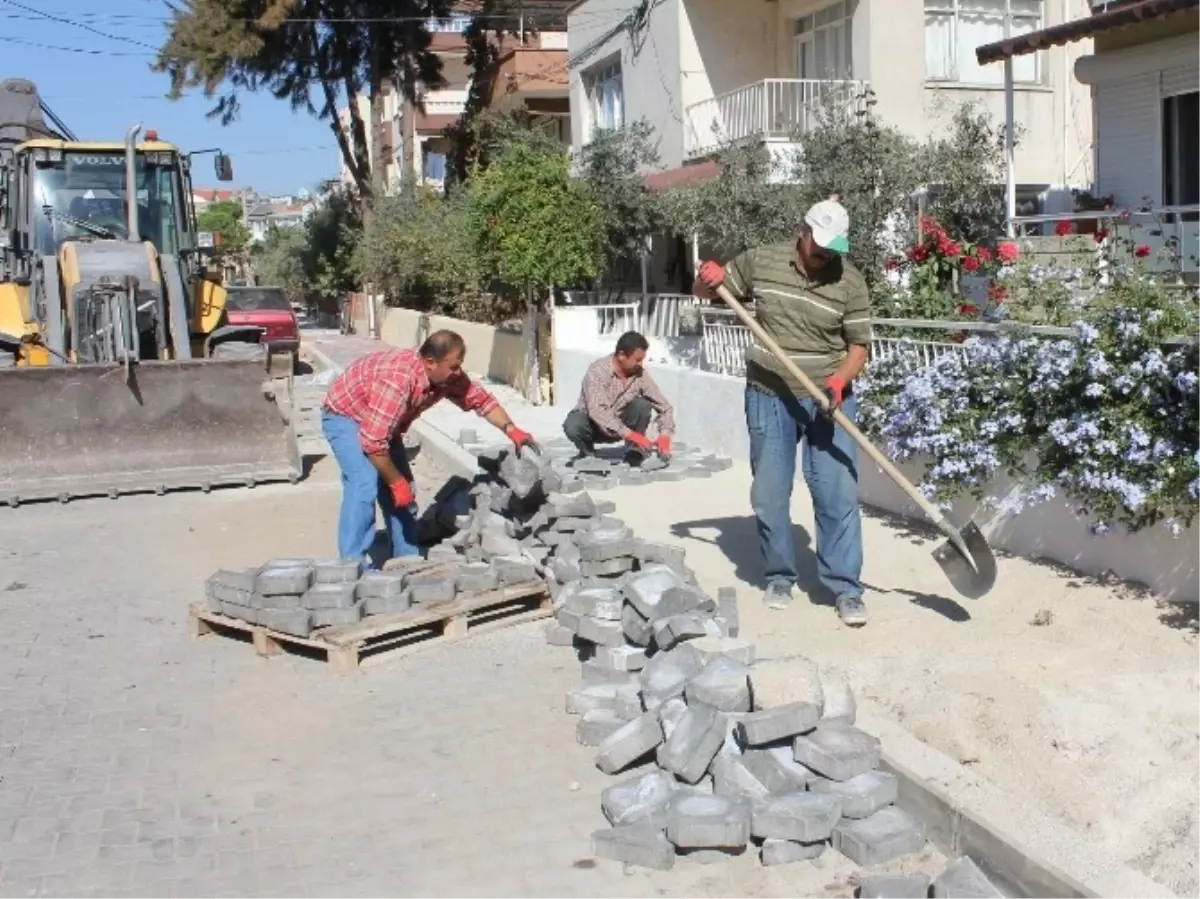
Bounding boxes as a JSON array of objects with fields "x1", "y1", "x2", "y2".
[{"x1": 561, "y1": 292, "x2": 704, "y2": 339}]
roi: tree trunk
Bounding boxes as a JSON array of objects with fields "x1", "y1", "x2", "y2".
[{"x1": 524, "y1": 285, "x2": 541, "y2": 406}]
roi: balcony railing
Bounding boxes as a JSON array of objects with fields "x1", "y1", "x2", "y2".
[{"x1": 684, "y1": 79, "x2": 866, "y2": 159}]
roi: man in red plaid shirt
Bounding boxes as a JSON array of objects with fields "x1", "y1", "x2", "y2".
[{"x1": 322, "y1": 329, "x2": 539, "y2": 566}]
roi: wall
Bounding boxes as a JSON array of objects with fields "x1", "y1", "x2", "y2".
[
  {"x1": 380, "y1": 306, "x2": 534, "y2": 395},
  {"x1": 552, "y1": 323, "x2": 1198, "y2": 602}
]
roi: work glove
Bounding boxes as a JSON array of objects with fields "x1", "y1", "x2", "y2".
[
  {"x1": 625, "y1": 431, "x2": 651, "y2": 454},
  {"x1": 654, "y1": 434, "x2": 672, "y2": 459},
  {"x1": 697, "y1": 260, "x2": 726, "y2": 289},
  {"x1": 389, "y1": 478, "x2": 415, "y2": 509},
  {"x1": 822, "y1": 375, "x2": 848, "y2": 417},
  {"x1": 504, "y1": 423, "x2": 541, "y2": 457}
]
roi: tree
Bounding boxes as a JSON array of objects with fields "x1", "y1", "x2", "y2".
[
  {"x1": 154, "y1": 0, "x2": 453, "y2": 201},
  {"x1": 301, "y1": 185, "x2": 361, "y2": 303},
  {"x1": 252, "y1": 223, "x2": 307, "y2": 297},
  {"x1": 196, "y1": 200, "x2": 251, "y2": 273}
]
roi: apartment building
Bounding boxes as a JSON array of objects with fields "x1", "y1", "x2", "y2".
[{"x1": 568, "y1": 0, "x2": 1096, "y2": 211}]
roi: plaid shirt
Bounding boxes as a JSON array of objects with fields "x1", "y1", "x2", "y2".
[
  {"x1": 323, "y1": 347, "x2": 500, "y2": 456},
  {"x1": 573, "y1": 356, "x2": 676, "y2": 439}
]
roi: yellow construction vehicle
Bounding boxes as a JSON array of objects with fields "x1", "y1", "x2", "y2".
[{"x1": 0, "y1": 78, "x2": 300, "y2": 505}]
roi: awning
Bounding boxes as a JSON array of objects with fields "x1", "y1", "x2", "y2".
[
  {"x1": 976, "y1": 0, "x2": 1198, "y2": 64},
  {"x1": 643, "y1": 160, "x2": 720, "y2": 192}
]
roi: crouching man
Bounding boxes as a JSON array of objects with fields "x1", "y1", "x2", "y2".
[
  {"x1": 562, "y1": 330, "x2": 676, "y2": 465},
  {"x1": 321, "y1": 329, "x2": 538, "y2": 567}
]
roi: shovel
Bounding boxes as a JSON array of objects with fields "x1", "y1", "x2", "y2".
[{"x1": 713, "y1": 284, "x2": 997, "y2": 599}]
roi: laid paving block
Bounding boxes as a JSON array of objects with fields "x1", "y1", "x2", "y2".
[
  {"x1": 741, "y1": 745, "x2": 819, "y2": 794},
  {"x1": 623, "y1": 565, "x2": 688, "y2": 619},
  {"x1": 544, "y1": 621, "x2": 576, "y2": 646},
  {"x1": 581, "y1": 660, "x2": 639, "y2": 687},
  {"x1": 491, "y1": 557, "x2": 539, "y2": 584},
  {"x1": 596, "y1": 710, "x2": 664, "y2": 775},
  {"x1": 591, "y1": 822, "x2": 675, "y2": 871},
  {"x1": 657, "y1": 697, "x2": 688, "y2": 738},
  {"x1": 760, "y1": 838, "x2": 825, "y2": 866},
  {"x1": 564, "y1": 586, "x2": 624, "y2": 621},
  {"x1": 592, "y1": 645, "x2": 647, "y2": 671},
  {"x1": 809, "y1": 770, "x2": 897, "y2": 819},
  {"x1": 686, "y1": 656, "x2": 752, "y2": 713},
  {"x1": 737, "y1": 703, "x2": 820, "y2": 747},
  {"x1": 355, "y1": 571, "x2": 406, "y2": 600},
  {"x1": 312, "y1": 601, "x2": 364, "y2": 628},
  {"x1": 687, "y1": 636, "x2": 756, "y2": 666},
  {"x1": 456, "y1": 563, "x2": 499, "y2": 594},
  {"x1": 832, "y1": 806, "x2": 925, "y2": 866},
  {"x1": 638, "y1": 455, "x2": 669, "y2": 473},
  {"x1": 409, "y1": 580, "x2": 456, "y2": 604},
  {"x1": 621, "y1": 603, "x2": 653, "y2": 646},
  {"x1": 750, "y1": 657, "x2": 824, "y2": 714},
  {"x1": 255, "y1": 566, "x2": 313, "y2": 596},
  {"x1": 208, "y1": 568, "x2": 259, "y2": 594},
  {"x1": 666, "y1": 794, "x2": 751, "y2": 849},
  {"x1": 821, "y1": 673, "x2": 857, "y2": 726},
  {"x1": 859, "y1": 874, "x2": 933, "y2": 898},
  {"x1": 601, "y1": 770, "x2": 677, "y2": 827},
  {"x1": 717, "y1": 587, "x2": 740, "y2": 637},
  {"x1": 256, "y1": 606, "x2": 313, "y2": 637},
  {"x1": 576, "y1": 615, "x2": 628, "y2": 648},
  {"x1": 793, "y1": 723, "x2": 881, "y2": 782},
  {"x1": 363, "y1": 592, "x2": 412, "y2": 616},
  {"x1": 751, "y1": 791, "x2": 842, "y2": 842},
  {"x1": 931, "y1": 856, "x2": 1003, "y2": 898},
  {"x1": 652, "y1": 614, "x2": 721, "y2": 650},
  {"x1": 577, "y1": 709, "x2": 628, "y2": 747},
  {"x1": 639, "y1": 642, "x2": 704, "y2": 708},
  {"x1": 220, "y1": 601, "x2": 257, "y2": 624},
  {"x1": 657, "y1": 702, "x2": 726, "y2": 783},
  {"x1": 302, "y1": 582, "x2": 360, "y2": 611},
  {"x1": 249, "y1": 591, "x2": 305, "y2": 611},
  {"x1": 711, "y1": 751, "x2": 771, "y2": 802},
  {"x1": 580, "y1": 556, "x2": 636, "y2": 577}
]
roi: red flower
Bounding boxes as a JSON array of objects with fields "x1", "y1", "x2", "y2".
[
  {"x1": 987, "y1": 285, "x2": 1008, "y2": 303},
  {"x1": 997, "y1": 242, "x2": 1020, "y2": 263},
  {"x1": 1093, "y1": 228, "x2": 1109, "y2": 243},
  {"x1": 907, "y1": 245, "x2": 929, "y2": 263},
  {"x1": 884, "y1": 258, "x2": 898, "y2": 271},
  {"x1": 939, "y1": 239, "x2": 962, "y2": 258},
  {"x1": 1134, "y1": 244, "x2": 1151, "y2": 258},
  {"x1": 958, "y1": 303, "x2": 979, "y2": 318},
  {"x1": 976, "y1": 246, "x2": 993, "y2": 263},
  {"x1": 963, "y1": 256, "x2": 981, "y2": 272},
  {"x1": 1054, "y1": 220, "x2": 1075, "y2": 237}
]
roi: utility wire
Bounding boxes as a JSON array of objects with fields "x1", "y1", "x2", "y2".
[
  {"x1": 0, "y1": 35, "x2": 156, "y2": 55},
  {"x1": 0, "y1": 0, "x2": 160, "y2": 50}
]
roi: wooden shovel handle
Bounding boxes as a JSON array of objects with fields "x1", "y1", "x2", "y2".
[{"x1": 713, "y1": 284, "x2": 952, "y2": 529}]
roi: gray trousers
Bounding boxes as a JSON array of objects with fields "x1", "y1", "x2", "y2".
[{"x1": 562, "y1": 397, "x2": 653, "y2": 455}]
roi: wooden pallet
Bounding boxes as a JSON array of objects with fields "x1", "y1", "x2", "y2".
[{"x1": 188, "y1": 580, "x2": 551, "y2": 674}]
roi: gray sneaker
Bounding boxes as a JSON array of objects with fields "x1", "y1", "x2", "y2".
[
  {"x1": 835, "y1": 594, "x2": 869, "y2": 627},
  {"x1": 763, "y1": 582, "x2": 794, "y2": 611}
]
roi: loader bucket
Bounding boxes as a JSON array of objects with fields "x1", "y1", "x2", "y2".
[{"x1": 0, "y1": 359, "x2": 302, "y2": 506}]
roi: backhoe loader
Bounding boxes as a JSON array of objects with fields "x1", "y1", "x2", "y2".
[{"x1": 0, "y1": 78, "x2": 301, "y2": 505}]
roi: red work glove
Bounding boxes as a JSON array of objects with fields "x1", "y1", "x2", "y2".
[
  {"x1": 504, "y1": 423, "x2": 541, "y2": 457},
  {"x1": 697, "y1": 260, "x2": 726, "y2": 289},
  {"x1": 389, "y1": 478, "x2": 414, "y2": 509},
  {"x1": 625, "y1": 431, "x2": 651, "y2": 454},
  {"x1": 822, "y1": 375, "x2": 848, "y2": 414},
  {"x1": 654, "y1": 434, "x2": 672, "y2": 459}
]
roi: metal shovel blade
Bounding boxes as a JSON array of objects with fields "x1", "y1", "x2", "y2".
[{"x1": 930, "y1": 520, "x2": 998, "y2": 599}]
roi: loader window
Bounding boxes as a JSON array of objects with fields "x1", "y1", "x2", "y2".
[{"x1": 31, "y1": 151, "x2": 183, "y2": 256}]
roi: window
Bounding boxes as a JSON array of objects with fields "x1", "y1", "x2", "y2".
[
  {"x1": 1162, "y1": 91, "x2": 1199, "y2": 209},
  {"x1": 925, "y1": 0, "x2": 1041, "y2": 85},
  {"x1": 423, "y1": 151, "x2": 446, "y2": 183},
  {"x1": 585, "y1": 60, "x2": 624, "y2": 137},
  {"x1": 793, "y1": 1, "x2": 853, "y2": 80}
]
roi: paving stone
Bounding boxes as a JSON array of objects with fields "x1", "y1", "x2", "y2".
[
  {"x1": 665, "y1": 794, "x2": 751, "y2": 849},
  {"x1": 425, "y1": 543, "x2": 461, "y2": 562},
  {"x1": 613, "y1": 684, "x2": 645, "y2": 720},
  {"x1": 363, "y1": 592, "x2": 412, "y2": 616},
  {"x1": 809, "y1": 770, "x2": 897, "y2": 819},
  {"x1": 821, "y1": 673, "x2": 857, "y2": 726},
  {"x1": 575, "y1": 616, "x2": 627, "y2": 648},
  {"x1": 552, "y1": 515, "x2": 596, "y2": 533},
  {"x1": 556, "y1": 607, "x2": 582, "y2": 633},
  {"x1": 931, "y1": 856, "x2": 1003, "y2": 898},
  {"x1": 499, "y1": 451, "x2": 542, "y2": 499},
  {"x1": 658, "y1": 584, "x2": 717, "y2": 617},
  {"x1": 355, "y1": 571, "x2": 406, "y2": 600},
  {"x1": 590, "y1": 644, "x2": 647, "y2": 671},
  {"x1": 577, "y1": 536, "x2": 640, "y2": 563},
  {"x1": 685, "y1": 656, "x2": 751, "y2": 713},
  {"x1": 652, "y1": 614, "x2": 722, "y2": 650},
  {"x1": 623, "y1": 565, "x2": 688, "y2": 619},
  {"x1": 793, "y1": 723, "x2": 881, "y2": 782},
  {"x1": 690, "y1": 636, "x2": 756, "y2": 666},
  {"x1": 545, "y1": 491, "x2": 598, "y2": 517},
  {"x1": 572, "y1": 457, "x2": 612, "y2": 474},
  {"x1": 832, "y1": 806, "x2": 925, "y2": 866},
  {"x1": 657, "y1": 702, "x2": 726, "y2": 783},
  {"x1": 591, "y1": 823, "x2": 675, "y2": 871},
  {"x1": 207, "y1": 568, "x2": 258, "y2": 594},
  {"x1": 859, "y1": 873, "x2": 934, "y2": 898},
  {"x1": 751, "y1": 791, "x2": 842, "y2": 842},
  {"x1": 621, "y1": 603, "x2": 653, "y2": 646},
  {"x1": 639, "y1": 642, "x2": 704, "y2": 709},
  {"x1": 544, "y1": 621, "x2": 575, "y2": 646},
  {"x1": 202, "y1": 592, "x2": 223, "y2": 613},
  {"x1": 750, "y1": 657, "x2": 824, "y2": 713},
  {"x1": 480, "y1": 530, "x2": 523, "y2": 558},
  {"x1": 563, "y1": 586, "x2": 624, "y2": 621},
  {"x1": 409, "y1": 580, "x2": 456, "y2": 604},
  {"x1": 581, "y1": 660, "x2": 639, "y2": 687},
  {"x1": 600, "y1": 770, "x2": 677, "y2": 827},
  {"x1": 711, "y1": 751, "x2": 771, "y2": 802},
  {"x1": 639, "y1": 455, "x2": 669, "y2": 473},
  {"x1": 678, "y1": 846, "x2": 748, "y2": 865},
  {"x1": 657, "y1": 697, "x2": 689, "y2": 738},
  {"x1": 220, "y1": 601, "x2": 257, "y2": 624},
  {"x1": 760, "y1": 837, "x2": 825, "y2": 866},
  {"x1": 566, "y1": 684, "x2": 626, "y2": 715},
  {"x1": 699, "y1": 456, "x2": 734, "y2": 473},
  {"x1": 312, "y1": 601, "x2": 364, "y2": 628},
  {"x1": 577, "y1": 709, "x2": 628, "y2": 747},
  {"x1": 580, "y1": 556, "x2": 636, "y2": 577},
  {"x1": 255, "y1": 566, "x2": 313, "y2": 596},
  {"x1": 263, "y1": 557, "x2": 314, "y2": 568},
  {"x1": 301, "y1": 583, "x2": 359, "y2": 610},
  {"x1": 596, "y1": 711, "x2": 665, "y2": 775},
  {"x1": 491, "y1": 557, "x2": 539, "y2": 584},
  {"x1": 636, "y1": 540, "x2": 686, "y2": 569},
  {"x1": 741, "y1": 745, "x2": 819, "y2": 794},
  {"x1": 206, "y1": 579, "x2": 253, "y2": 605},
  {"x1": 737, "y1": 703, "x2": 820, "y2": 746},
  {"x1": 456, "y1": 563, "x2": 499, "y2": 594},
  {"x1": 249, "y1": 591, "x2": 305, "y2": 610},
  {"x1": 458, "y1": 428, "x2": 479, "y2": 445},
  {"x1": 595, "y1": 500, "x2": 617, "y2": 514},
  {"x1": 717, "y1": 587, "x2": 740, "y2": 637},
  {"x1": 256, "y1": 607, "x2": 314, "y2": 637}
]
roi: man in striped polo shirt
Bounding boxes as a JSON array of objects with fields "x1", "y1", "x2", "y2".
[{"x1": 696, "y1": 200, "x2": 872, "y2": 627}]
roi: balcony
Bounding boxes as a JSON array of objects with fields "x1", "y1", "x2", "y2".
[{"x1": 684, "y1": 79, "x2": 867, "y2": 160}]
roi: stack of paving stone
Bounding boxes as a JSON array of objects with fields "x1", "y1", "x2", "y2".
[{"x1": 459, "y1": 431, "x2": 733, "y2": 490}]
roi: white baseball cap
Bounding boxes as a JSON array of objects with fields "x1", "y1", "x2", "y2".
[{"x1": 804, "y1": 199, "x2": 850, "y2": 254}]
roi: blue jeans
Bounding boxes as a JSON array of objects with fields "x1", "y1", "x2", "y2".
[
  {"x1": 321, "y1": 411, "x2": 419, "y2": 568},
  {"x1": 745, "y1": 384, "x2": 863, "y2": 600}
]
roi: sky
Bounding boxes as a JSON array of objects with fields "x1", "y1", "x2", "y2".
[{"x1": 3, "y1": 0, "x2": 338, "y2": 196}]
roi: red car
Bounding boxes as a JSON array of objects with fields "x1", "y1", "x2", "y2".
[{"x1": 223, "y1": 286, "x2": 300, "y2": 369}]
